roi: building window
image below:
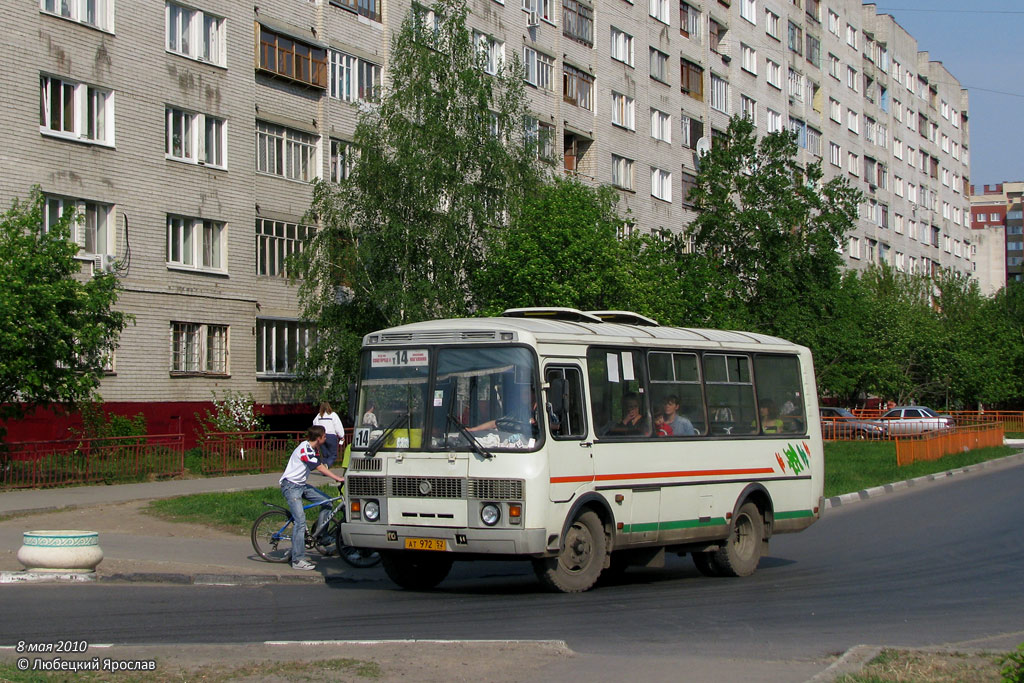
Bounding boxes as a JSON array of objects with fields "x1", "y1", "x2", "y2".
[
  {"x1": 740, "y1": 0, "x2": 755, "y2": 24},
  {"x1": 766, "y1": 108, "x2": 781, "y2": 133},
  {"x1": 524, "y1": 47, "x2": 555, "y2": 90},
  {"x1": 166, "y1": 215, "x2": 225, "y2": 271},
  {"x1": 787, "y1": 21, "x2": 802, "y2": 55},
  {"x1": 525, "y1": 117, "x2": 556, "y2": 159},
  {"x1": 43, "y1": 195, "x2": 113, "y2": 255},
  {"x1": 680, "y1": 1, "x2": 700, "y2": 38},
  {"x1": 650, "y1": 108, "x2": 672, "y2": 142},
  {"x1": 166, "y1": 2, "x2": 224, "y2": 65},
  {"x1": 474, "y1": 32, "x2": 504, "y2": 75},
  {"x1": 42, "y1": 0, "x2": 112, "y2": 31},
  {"x1": 563, "y1": 64, "x2": 594, "y2": 110},
  {"x1": 681, "y1": 171, "x2": 697, "y2": 207},
  {"x1": 170, "y1": 322, "x2": 228, "y2": 375},
  {"x1": 828, "y1": 98, "x2": 840, "y2": 122},
  {"x1": 829, "y1": 142, "x2": 841, "y2": 167},
  {"x1": 611, "y1": 27, "x2": 634, "y2": 66},
  {"x1": 258, "y1": 27, "x2": 327, "y2": 88},
  {"x1": 649, "y1": 0, "x2": 670, "y2": 24},
  {"x1": 332, "y1": 0, "x2": 381, "y2": 22},
  {"x1": 828, "y1": 53, "x2": 840, "y2": 79},
  {"x1": 563, "y1": 0, "x2": 594, "y2": 46},
  {"x1": 787, "y1": 68, "x2": 804, "y2": 103},
  {"x1": 680, "y1": 113, "x2": 703, "y2": 149},
  {"x1": 255, "y1": 121, "x2": 318, "y2": 182},
  {"x1": 651, "y1": 167, "x2": 672, "y2": 202},
  {"x1": 847, "y1": 151, "x2": 858, "y2": 176},
  {"x1": 765, "y1": 8, "x2": 779, "y2": 39},
  {"x1": 710, "y1": 74, "x2": 728, "y2": 113},
  {"x1": 766, "y1": 59, "x2": 781, "y2": 89},
  {"x1": 805, "y1": 33, "x2": 820, "y2": 67},
  {"x1": 256, "y1": 319, "x2": 312, "y2": 377},
  {"x1": 39, "y1": 75, "x2": 113, "y2": 145},
  {"x1": 612, "y1": 92, "x2": 636, "y2": 130},
  {"x1": 612, "y1": 154, "x2": 634, "y2": 190},
  {"x1": 681, "y1": 59, "x2": 704, "y2": 100},
  {"x1": 741, "y1": 44, "x2": 757, "y2": 74},
  {"x1": 709, "y1": 19, "x2": 726, "y2": 54},
  {"x1": 806, "y1": 126, "x2": 821, "y2": 155},
  {"x1": 329, "y1": 51, "x2": 381, "y2": 102},
  {"x1": 649, "y1": 48, "x2": 669, "y2": 83},
  {"x1": 847, "y1": 109, "x2": 859, "y2": 134},
  {"x1": 827, "y1": 8, "x2": 838, "y2": 35},
  {"x1": 738, "y1": 96, "x2": 757, "y2": 125},
  {"x1": 165, "y1": 107, "x2": 226, "y2": 168},
  {"x1": 846, "y1": 23, "x2": 858, "y2": 48},
  {"x1": 330, "y1": 139, "x2": 355, "y2": 182},
  {"x1": 256, "y1": 218, "x2": 314, "y2": 277},
  {"x1": 846, "y1": 66, "x2": 858, "y2": 92}
]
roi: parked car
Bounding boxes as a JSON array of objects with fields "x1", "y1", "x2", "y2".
[
  {"x1": 879, "y1": 406, "x2": 955, "y2": 435},
  {"x1": 819, "y1": 407, "x2": 887, "y2": 440}
]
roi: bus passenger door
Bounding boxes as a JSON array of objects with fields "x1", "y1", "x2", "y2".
[{"x1": 544, "y1": 364, "x2": 593, "y2": 503}]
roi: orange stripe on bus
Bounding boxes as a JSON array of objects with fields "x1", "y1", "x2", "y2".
[{"x1": 550, "y1": 468, "x2": 775, "y2": 485}]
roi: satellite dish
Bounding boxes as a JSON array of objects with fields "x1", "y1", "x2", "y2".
[{"x1": 695, "y1": 137, "x2": 711, "y2": 157}]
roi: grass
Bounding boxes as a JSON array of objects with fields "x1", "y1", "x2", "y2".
[
  {"x1": 144, "y1": 486, "x2": 334, "y2": 535},
  {"x1": 0, "y1": 657, "x2": 381, "y2": 682},
  {"x1": 834, "y1": 648, "x2": 1006, "y2": 682},
  {"x1": 823, "y1": 443, "x2": 1015, "y2": 498}
]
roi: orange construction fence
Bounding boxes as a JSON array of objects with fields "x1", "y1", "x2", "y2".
[{"x1": 894, "y1": 423, "x2": 1005, "y2": 467}]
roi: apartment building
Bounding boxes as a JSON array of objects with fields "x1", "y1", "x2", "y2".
[
  {"x1": 970, "y1": 182, "x2": 1024, "y2": 292},
  {"x1": 0, "y1": 0, "x2": 973, "y2": 436}
]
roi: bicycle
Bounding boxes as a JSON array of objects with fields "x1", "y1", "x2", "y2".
[{"x1": 250, "y1": 483, "x2": 381, "y2": 568}]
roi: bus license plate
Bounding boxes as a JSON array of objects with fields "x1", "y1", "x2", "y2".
[{"x1": 404, "y1": 538, "x2": 447, "y2": 551}]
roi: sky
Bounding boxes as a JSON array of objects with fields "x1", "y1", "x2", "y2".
[{"x1": 870, "y1": 2, "x2": 1024, "y2": 187}]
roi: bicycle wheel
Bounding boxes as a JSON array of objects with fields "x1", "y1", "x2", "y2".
[
  {"x1": 251, "y1": 510, "x2": 293, "y2": 563},
  {"x1": 335, "y1": 522, "x2": 382, "y2": 568}
]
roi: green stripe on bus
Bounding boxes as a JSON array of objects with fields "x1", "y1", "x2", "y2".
[
  {"x1": 622, "y1": 517, "x2": 728, "y2": 533},
  {"x1": 774, "y1": 509, "x2": 814, "y2": 520}
]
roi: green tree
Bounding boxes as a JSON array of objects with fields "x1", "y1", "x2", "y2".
[
  {"x1": 685, "y1": 116, "x2": 861, "y2": 345},
  {"x1": 294, "y1": 0, "x2": 542, "y2": 402},
  {"x1": 0, "y1": 190, "x2": 130, "y2": 430}
]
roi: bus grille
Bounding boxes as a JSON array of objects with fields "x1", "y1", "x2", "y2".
[
  {"x1": 390, "y1": 476, "x2": 465, "y2": 499},
  {"x1": 348, "y1": 477, "x2": 386, "y2": 496},
  {"x1": 348, "y1": 458, "x2": 382, "y2": 472},
  {"x1": 468, "y1": 479, "x2": 523, "y2": 500}
]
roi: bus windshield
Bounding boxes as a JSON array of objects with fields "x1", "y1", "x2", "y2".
[{"x1": 353, "y1": 346, "x2": 539, "y2": 452}]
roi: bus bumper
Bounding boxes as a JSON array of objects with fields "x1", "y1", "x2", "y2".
[{"x1": 343, "y1": 522, "x2": 549, "y2": 556}]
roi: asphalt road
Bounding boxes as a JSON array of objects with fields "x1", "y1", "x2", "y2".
[{"x1": 2, "y1": 460, "x2": 1023, "y2": 661}]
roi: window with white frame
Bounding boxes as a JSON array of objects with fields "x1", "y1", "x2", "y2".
[
  {"x1": 806, "y1": 126, "x2": 821, "y2": 155},
  {"x1": 829, "y1": 97, "x2": 840, "y2": 122},
  {"x1": 650, "y1": 48, "x2": 669, "y2": 83},
  {"x1": 894, "y1": 175, "x2": 904, "y2": 197},
  {"x1": 740, "y1": 0, "x2": 755, "y2": 24},
  {"x1": 849, "y1": 235, "x2": 861, "y2": 259},
  {"x1": 847, "y1": 109, "x2": 859, "y2": 133},
  {"x1": 894, "y1": 213, "x2": 904, "y2": 233},
  {"x1": 710, "y1": 74, "x2": 728, "y2": 113},
  {"x1": 166, "y1": 2, "x2": 225, "y2": 66},
  {"x1": 766, "y1": 108, "x2": 781, "y2": 133},
  {"x1": 474, "y1": 32, "x2": 504, "y2": 75},
  {"x1": 828, "y1": 53, "x2": 840, "y2": 79},
  {"x1": 805, "y1": 33, "x2": 820, "y2": 68},
  {"x1": 255, "y1": 121, "x2": 318, "y2": 182},
  {"x1": 651, "y1": 108, "x2": 671, "y2": 142},
  {"x1": 563, "y1": 0, "x2": 594, "y2": 45},
  {"x1": 256, "y1": 318, "x2": 313, "y2": 377},
  {"x1": 39, "y1": 75, "x2": 113, "y2": 145},
  {"x1": 329, "y1": 51, "x2": 381, "y2": 102},
  {"x1": 847, "y1": 151, "x2": 858, "y2": 176},
  {"x1": 829, "y1": 141, "x2": 841, "y2": 167},
  {"x1": 563, "y1": 64, "x2": 594, "y2": 110},
  {"x1": 651, "y1": 167, "x2": 672, "y2": 202},
  {"x1": 827, "y1": 8, "x2": 838, "y2": 35},
  {"x1": 787, "y1": 68, "x2": 803, "y2": 102},
  {"x1": 523, "y1": 47, "x2": 555, "y2": 90},
  {"x1": 612, "y1": 154, "x2": 634, "y2": 190},
  {"x1": 43, "y1": 195, "x2": 113, "y2": 255},
  {"x1": 680, "y1": 113, "x2": 703, "y2": 148},
  {"x1": 256, "y1": 218, "x2": 314, "y2": 277},
  {"x1": 165, "y1": 107, "x2": 226, "y2": 168},
  {"x1": 787, "y1": 21, "x2": 802, "y2": 55},
  {"x1": 741, "y1": 44, "x2": 757, "y2": 74},
  {"x1": 170, "y1": 322, "x2": 228, "y2": 375},
  {"x1": 846, "y1": 23, "x2": 857, "y2": 49},
  {"x1": 611, "y1": 27, "x2": 634, "y2": 66},
  {"x1": 680, "y1": 1, "x2": 700, "y2": 39},
  {"x1": 330, "y1": 139, "x2": 356, "y2": 182},
  {"x1": 740, "y1": 95, "x2": 756, "y2": 125},
  {"x1": 166, "y1": 215, "x2": 225, "y2": 271},
  {"x1": 612, "y1": 91, "x2": 635, "y2": 129},
  {"x1": 765, "y1": 8, "x2": 780, "y2": 39},
  {"x1": 41, "y1": 0, "x2": 112, "y2": 30},
  {"x1": 649, "y1": 0, "x2": 669, "y2": 24},
  {"x1": 846, "y1": 66, "x2": 858, "y2": 92},
  {"x1": 525, "y1": 117, "x2": 556, "y2": 159},
  {"x1": 766, "y1": 59, "x2": 781, "y2": 88}
]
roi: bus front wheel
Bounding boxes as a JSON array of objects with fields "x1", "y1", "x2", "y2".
[
  {"x1": 710, "y1": 502, "x2": 765, "y2": 577},
  {"x1": 533, "y1": 510, "x2": 607, "y2": 593}
]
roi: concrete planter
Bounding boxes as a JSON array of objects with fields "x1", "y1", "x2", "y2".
[{"x1": 17, "y1": 530, "x2": 104, "y2": 573}]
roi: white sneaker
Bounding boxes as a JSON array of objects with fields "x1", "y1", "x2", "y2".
[{"x1": 291, "y1": 559, "x2": 316, "y2": 570}]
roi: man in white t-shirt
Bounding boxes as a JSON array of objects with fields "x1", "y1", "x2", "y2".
[{"x1": 279, "y1": 425, "x2": 345, "y2": 570}]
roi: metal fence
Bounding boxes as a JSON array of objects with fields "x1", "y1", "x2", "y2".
[
  {"x1": 894, "y1": 423, "x2": 1005, "y2": 466},
  {"x1": 1, "y1": 434, "x2": 185, "y2": 489},
  {"x1": 197, "y1": 431, "x2": 306, "y2": 476}
]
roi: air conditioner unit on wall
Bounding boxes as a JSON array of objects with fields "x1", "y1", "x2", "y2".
[
  {"x1": 527, "y1": 9, "x2": 540, "y2": 26},
  {"x1": 92, "y1": 254, "x2": 116, "y2": 275}
]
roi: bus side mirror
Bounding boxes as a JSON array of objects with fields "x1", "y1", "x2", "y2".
[{"x1": 346, "y1": 382, "x2": 357, "y2": 424}]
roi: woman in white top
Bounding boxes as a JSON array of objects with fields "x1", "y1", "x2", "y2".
[{"x1": 312, "y1": 401, "x2": 345, "y2": 467}]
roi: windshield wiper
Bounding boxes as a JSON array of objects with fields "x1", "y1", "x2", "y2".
[
  {"x1": 365, "y1": 412, "x2": 409, "y2": 458},
  {"x1": 446, "y1": 402, "x2": 494, "y2": 460}
]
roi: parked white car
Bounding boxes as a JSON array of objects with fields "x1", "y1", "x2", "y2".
[{"x1": 880, "y1": 406, "x2": 955, "y2": 435}]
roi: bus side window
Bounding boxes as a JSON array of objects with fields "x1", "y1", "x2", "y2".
[
  {"x1": 545, "y1": 366, "x2": 586, "y2": 439},
  {"x1": 704, "y1": 354, "x2": 757, "y2": 436},
  {"x1": 753, "y1": 355, "x2": 806, "y2": 435}
]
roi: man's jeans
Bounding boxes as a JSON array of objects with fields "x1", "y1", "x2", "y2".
[{"x1": 281, "y1": 480, "x2": 332, "y2": 564}]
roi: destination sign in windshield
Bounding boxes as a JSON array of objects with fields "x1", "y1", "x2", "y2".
[{"x1": 370, "y1": 349, "x2": 429, "y2": 367}]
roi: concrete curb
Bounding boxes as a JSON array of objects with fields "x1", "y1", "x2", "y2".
[
  {"x1": 0, "y1": 571, "x2": 97, "y2": 584},
  {"x1": 805, "y1": 644, "x2": 883, "y2": 682},
  {"x1": 824, "y1": 450, "x2": 1024, "y2": 509}
]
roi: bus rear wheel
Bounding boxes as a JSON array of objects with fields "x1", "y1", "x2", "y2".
[
  {"x1": 691, "y1": 551, "x2": 723, "y2": 577},
  {"x1": 710, "y1": 502, "x2": 765, "y2": 577},
  {"x1": 381, "y1": 551, "x2": 453, "y2": 590},
  {"x1": 533, "y1": 510, "x2": 607, "y2": 593}
]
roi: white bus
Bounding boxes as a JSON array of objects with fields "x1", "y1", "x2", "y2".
[{"x1": 342, "y1": 308, "x2": 823, "y2": 592}]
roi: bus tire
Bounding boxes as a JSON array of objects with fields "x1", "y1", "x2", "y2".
[
  {"x1": 533, "y1": 510, "x2": 607, "y2": 593},
  {"x1": 711, "y1": 502, "x2": 764, "y2": 577},
  {"x1": 692, "y1": 551, "x2": 723, "y2": 577},
  {"x1": 381, "y1": 551, "x2": 453, "y2": 590}
]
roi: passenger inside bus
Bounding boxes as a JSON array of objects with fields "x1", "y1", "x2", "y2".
[{"x1": 604, "y1": 392, "x2": 650, "y2": 436}]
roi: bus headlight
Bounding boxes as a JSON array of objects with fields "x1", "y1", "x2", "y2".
[
  {"x1": 364, "y1": 500, "x2": 380, "y2": 522},
  {"x1": 481, "y1": 503, "x2": 501, "y2": 526}
]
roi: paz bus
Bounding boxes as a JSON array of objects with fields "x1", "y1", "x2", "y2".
[{"x1": 341, "y1": 308, "x2": 823, "y2": 592}]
